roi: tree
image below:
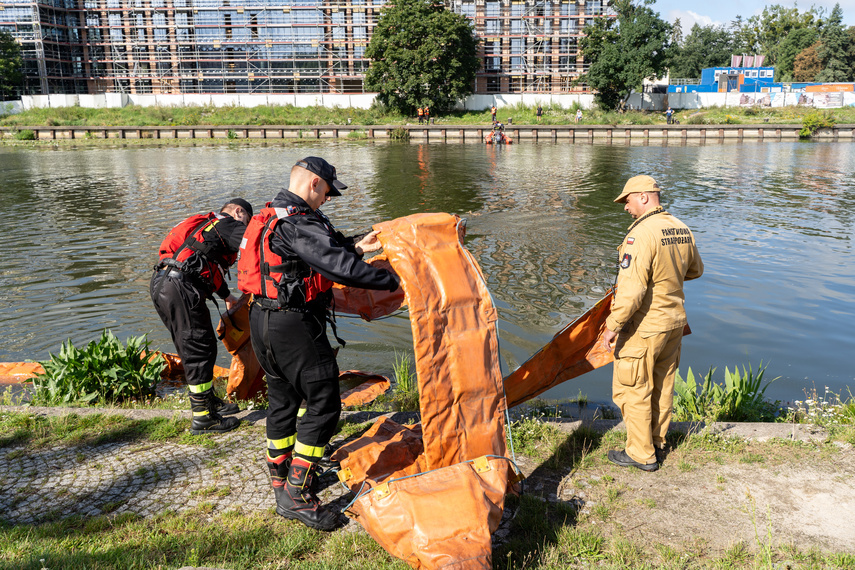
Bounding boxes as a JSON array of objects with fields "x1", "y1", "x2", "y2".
[
  {"x1": 579, "y1": 0, "x2": 672, "y2": 110},
  {"x1": 734, "y1": 4, "x2": 825, "y2": 64},
  {"x1": 669, "y1": 24, "x2": 735, "y2": 80},
  {"x1": 0, "y1": 31, "x2": 24, "y2": 100},
  {"x1": 670, "y1": 17, "x2": 683, "y2": 47},
  {"x1": 816, "y1": 3, "x2": 851, "y2": 82},
  {"x1": 777, "y1": 27, "x2": 819, "y2": 81},
  {"x1": 793, "y1": 42, "x2": 823, "y2": 81},
  {"x1": 364, "y1": 0, "x2": 480, "y2": 113}
]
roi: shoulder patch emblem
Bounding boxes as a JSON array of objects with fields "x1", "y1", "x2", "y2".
[
  {"x1": 626, "y1": 237, "x2": 635, "y2": 245},
  {"x1": 285, "y1": 205, "x2": 299, "y2": 215},
  {"x1": 620, "y1": 253, "x2": 632, "y2": 269}
]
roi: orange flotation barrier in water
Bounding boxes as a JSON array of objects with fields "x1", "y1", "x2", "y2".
[
  {"x1": 329, "y1": 213, "x2": 617, "y2": 569},
  {"x1": 332, "y1": 213, "x2": 517, "y2": 569}
]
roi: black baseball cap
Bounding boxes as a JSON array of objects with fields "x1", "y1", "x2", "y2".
[
  {"x1": 295, "y1": 157, "x2": 346, "y2": 197},
  {"x1": 222, "y1": 198, "x2": 253, "y2": 218}
]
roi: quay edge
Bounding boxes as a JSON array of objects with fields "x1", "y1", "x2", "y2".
[{"x1": 2, "y1": 124, "x2": 853, "y2": 142}]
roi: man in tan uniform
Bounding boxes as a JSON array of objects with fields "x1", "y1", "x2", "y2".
[{"x1": 601, "y1": 175, "x2": 704, "y2": 472}]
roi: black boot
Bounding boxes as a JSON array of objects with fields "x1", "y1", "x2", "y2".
[
  {"x1": 189, "y1": 390, "x2": 240, "y2": 435},
  {"x1": 268, "y1": 450, "x2": 292, "y2": 504},
  {"x1": 274, "y1": 457, "x2": 340, "y2": 531},
  {"x1": 210, "y1": 392, "x2": 240, "y2": 415}
]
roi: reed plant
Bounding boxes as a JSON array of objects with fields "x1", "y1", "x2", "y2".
[
  {"x1": 32, "y1": 330, "x2": 165, "y2": 406},
  {"x1": 672, "y1": 363, "x2": 781, "y2": 423},
  {"x1": 390, "y1": 351, "x2": 419, "y2": 412}
]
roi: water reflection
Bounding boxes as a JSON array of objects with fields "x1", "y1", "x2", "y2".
[{"x1": 1, "y1": 141, "x2": 853, "y2": 404}]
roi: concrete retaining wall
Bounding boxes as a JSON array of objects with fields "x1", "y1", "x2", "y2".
[{"x1": 4, "y1": 123, "x2": 851, "y2": 142}]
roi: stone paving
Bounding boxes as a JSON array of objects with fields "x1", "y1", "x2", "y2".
[{"x1": 0, "y1": 408, "x2": 356, "y2": 526}]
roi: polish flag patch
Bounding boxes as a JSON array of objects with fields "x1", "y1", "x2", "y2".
[{"x1": 626, "y1": 237, "x2": 635, "y2": 245}]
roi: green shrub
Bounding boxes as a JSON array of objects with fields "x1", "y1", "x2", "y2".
[
  {"x1": 800, "y1": 109, "x2": 835, "y2": 138},
  {"x1": 226, "y1": 129, "x2": 238, "y2": 139},
  {"x1": 673, "y1": 363, "x2": 780, "y2": 422},
  {"x1": 389, "y1": 126, "x2": 409, "y2": 141},
  {"x1": 685, "y1": 112, "x2": 707, "y2": 125},
  {"x1": 33, "y1": 331, "x2": 166, "y2": 405},
  {"x1": 13, "y1": 129, "x2": 35, "y2": 140}
]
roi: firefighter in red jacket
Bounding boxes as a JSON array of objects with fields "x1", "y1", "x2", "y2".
[
  {"x1": 151, "y1": 198, "x2": 253, "y2": 434},
  {"x1": 238, "y1": 157, "x2": 398, "y2": 531}
]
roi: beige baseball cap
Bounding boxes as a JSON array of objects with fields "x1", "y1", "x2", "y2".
[{"x1": 614, "y1": 175, "x2": 660, "y2": 203}]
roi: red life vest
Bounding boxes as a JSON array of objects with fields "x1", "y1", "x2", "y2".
[
  {"x1": 237, "y1": 206, "x2": 333, "y2": 306},
  {"x1": 158, "y1": 212, "x2": 236, "y2": 293}
]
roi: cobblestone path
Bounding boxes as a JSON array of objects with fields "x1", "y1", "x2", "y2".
[{"x1": 0, "y1": 430, "x2": 350, "y2": 525}]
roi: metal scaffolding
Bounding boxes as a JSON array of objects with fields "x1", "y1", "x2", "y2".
[{"x1": 1, "y1": 0, "x2": 613, "y2": 94}]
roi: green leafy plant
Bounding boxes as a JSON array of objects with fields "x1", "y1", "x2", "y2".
[
  {"x1": 799, "y1": 109, "x2": 835, "y2": 138},
  {"x1": 673, "y1": 363, "x2": 780, "y2": 422},
  {"x1": 13, "y1": 128, "x2": 35, "y2": 140},
  {"x1": 33, "y1": 330, "x2": 166, "y2": 405},
  {"x1": 226, "y1": 128, "x2": 238, "y2": 139}
]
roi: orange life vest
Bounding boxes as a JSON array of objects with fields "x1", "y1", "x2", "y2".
[
  {"x1": 237, "y1": 206, "x2": 333, "y2": 307},
  {"x1": 158, "y1": 212, "x2": 235, "y2": 293}
]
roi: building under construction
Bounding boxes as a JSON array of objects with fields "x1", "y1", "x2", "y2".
[{"x1": 0, "y1": 0, "x2": 613, "y2": 95}]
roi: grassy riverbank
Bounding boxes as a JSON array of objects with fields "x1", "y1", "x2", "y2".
[
  {"x1": 2, "y1": 102, "x2": 854, "y2": 128},
  {"x1": 1, "y1": 410, "x2": 853, "y2": 569}
]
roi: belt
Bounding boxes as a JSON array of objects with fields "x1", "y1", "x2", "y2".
[
  {"x1": 252, "y1": 296, "x2": 309, "y2": 313},
  {"x1": 155, "y1": 267, "x2": 197, "y2": 283}
]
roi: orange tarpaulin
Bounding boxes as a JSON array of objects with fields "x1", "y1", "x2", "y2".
[
  {"x1": 504, "y1": 290, "x2": 615, "y2": 408},
  {"x1": 333, "y1": 213, "x2": 513, "y2": 569},
  {"x1": 333, "y1": 255, "x2": 406, "y2": 321},
  {"x1": 330, "y1": 214, "x2": 623, "y2": 569},
  {"x1": 217, "y1": 294, "x2": 267, "y2": 401}
]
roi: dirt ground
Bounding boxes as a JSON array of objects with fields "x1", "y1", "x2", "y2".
[{"x1": 513, "y1": 420, "x2": 855, "y2": 557}]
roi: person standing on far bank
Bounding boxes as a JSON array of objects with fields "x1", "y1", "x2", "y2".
[
  {"x1": 601, "y1": 176, "x2": 703, "y2": 472},
  {"x1": 151, "y1": 198, "x2": 253, "y2": 434},
  {"x1": 239, "y1": 157, "x2": 399, "y2": 531}
]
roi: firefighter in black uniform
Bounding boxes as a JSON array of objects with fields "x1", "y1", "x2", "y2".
[
  {"x1": 237, "y1": 157, "x2": 398, "y2": 531},
  {"x1": 151, "y1": 198, "x2": 253, "y2": 434}
]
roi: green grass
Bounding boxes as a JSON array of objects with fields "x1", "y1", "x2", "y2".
[
  {"x1": 0, "y1": 508, "x2": 409, "y2": 570},
  {"x1": 5, "y1": 102, "x2": 855, "y2": 129},
  {"x1": 354, "y1": 351, "x2": 419, "y2": 413},
  {"x1": 0, "y1": 411, "x2": 195, "y2": 450}
]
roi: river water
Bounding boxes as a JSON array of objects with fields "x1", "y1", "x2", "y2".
[{"x1": 1, "y1": 140, "x2": 853, "y2": 405}]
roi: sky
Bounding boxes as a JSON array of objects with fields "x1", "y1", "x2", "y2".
[{"x1": 650, "y1": 0, "x2": 855, "y2": 31}]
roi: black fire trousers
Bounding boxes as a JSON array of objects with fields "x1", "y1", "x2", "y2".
[
  {"x1": 150, "y1": 269, "x2": 217, "y2": 388},
  {"x1": 249, "y1": 303, "x2": 340, "y2": 463}
]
